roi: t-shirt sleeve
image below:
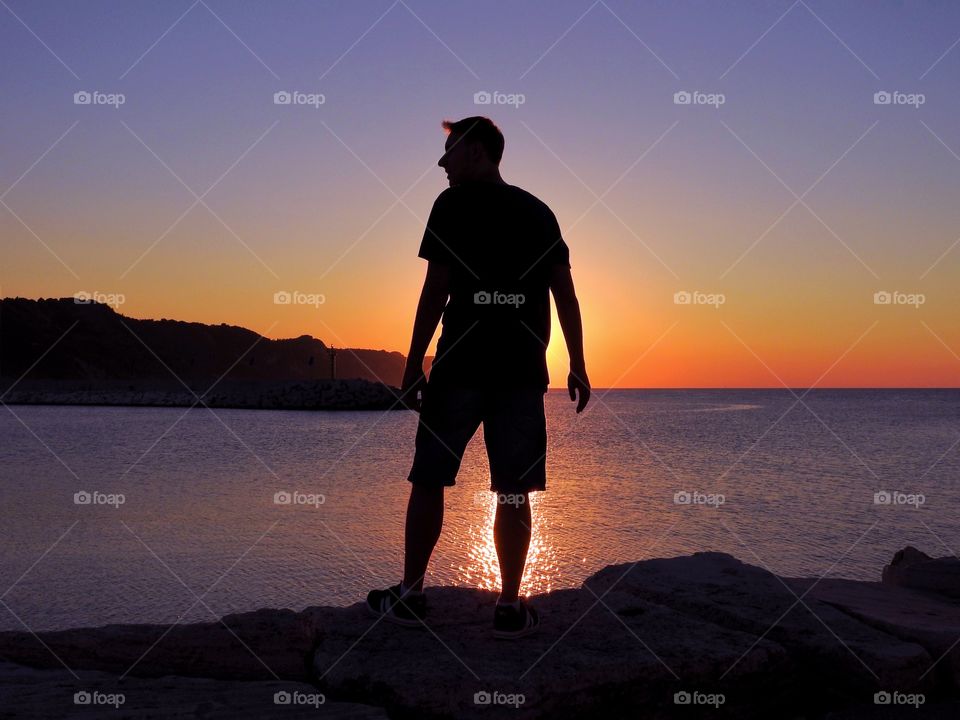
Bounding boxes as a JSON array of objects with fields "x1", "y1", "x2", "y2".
[
  {"x1": 417, "y1": 190, "x2": 457, "y2": 265},
  {"x1": 542, "y1": 208, "x2": 571, "y2": 268}
]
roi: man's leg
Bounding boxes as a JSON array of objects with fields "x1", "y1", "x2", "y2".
[
  {"x1": 402, "y1": 483, "x2": 445, "y2": 592},
  {"x1": 493, "y1": 493, "x2": 531, "y2": 602}
]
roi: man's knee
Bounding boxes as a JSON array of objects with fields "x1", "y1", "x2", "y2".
[
  {"x1": 493, "y1": 491, "x2": 530, "y2": 515},
  {"x1": 410, "y1": 482, "x2": 445, "y2": 498}
]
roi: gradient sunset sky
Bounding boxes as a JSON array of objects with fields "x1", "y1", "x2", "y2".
[{"x1": 2, "y1": 1, "x2": 959, "y2": 387}]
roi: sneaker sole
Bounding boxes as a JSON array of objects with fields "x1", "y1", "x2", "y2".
[{"x1": 366, "y1": 601, "x2": 424, "y2": 628}]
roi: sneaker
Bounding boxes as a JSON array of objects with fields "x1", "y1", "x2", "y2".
[
  {"x1": 493, "y1": 600, "x2": 540, "y2": 639},
  {"x1": 366, "y1": 584, "x2": 426, "y2": 627}
]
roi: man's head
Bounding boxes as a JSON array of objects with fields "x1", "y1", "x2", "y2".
[{"x1": 438, "y1": 116, "x2": 504, "y2": 186}]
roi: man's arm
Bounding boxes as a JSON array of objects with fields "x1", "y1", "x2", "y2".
[
  {"x1": 401, "y1": 261, "x2": 450, "y2": 410},
  {"x1": 549, "y1": 264, "x2": 590, "y2": 412}
]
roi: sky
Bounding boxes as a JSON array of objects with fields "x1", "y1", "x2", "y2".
[{"x1": 2, "y1": 0, "x2": 959, "y2": 388}]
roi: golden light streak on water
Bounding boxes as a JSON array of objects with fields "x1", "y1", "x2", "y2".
[{"x1": 455, "y1": 492, "x2": 559, "y2": 597}]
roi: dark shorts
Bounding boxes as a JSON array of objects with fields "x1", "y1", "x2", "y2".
[{"x1": 407, "y1": 382, "x2": 548, "y2": 493}]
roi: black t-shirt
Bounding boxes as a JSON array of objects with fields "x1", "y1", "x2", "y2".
[{"x1": 417, "y1": 181, "x2": 571, "y2": 390}]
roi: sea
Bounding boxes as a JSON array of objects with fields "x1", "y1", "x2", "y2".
[{"x1": 1, "y1": 389, "x2": 957, "y2": 631}]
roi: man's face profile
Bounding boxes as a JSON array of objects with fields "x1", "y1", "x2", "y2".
[{"x1": 438, "y1": 133, "x2": 477, "y2": 186}]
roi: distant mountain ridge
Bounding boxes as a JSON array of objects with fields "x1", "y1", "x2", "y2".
[{"x1": 0, "y1": 298, "x2": 405, "y2": 387}]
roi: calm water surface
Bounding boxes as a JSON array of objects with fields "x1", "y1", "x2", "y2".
[{"x1": 1, "y1": 389, "x2": 957, "y2": 631}]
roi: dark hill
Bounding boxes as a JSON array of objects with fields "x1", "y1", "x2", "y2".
[{"x1": 0, "y1": 298, "x2": 405, "y2": 386}]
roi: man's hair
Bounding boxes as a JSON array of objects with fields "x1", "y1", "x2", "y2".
[{"x1": 441, "y1": 116, "x2": 504, "y2": 165}]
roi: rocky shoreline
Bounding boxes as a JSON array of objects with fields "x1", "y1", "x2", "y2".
[
  {"x1": 0, "y1": 378, "x2": 405, "y2": 411},
  {"x1": 1, "y1": 547, "x2": 958, "y2": 718}
]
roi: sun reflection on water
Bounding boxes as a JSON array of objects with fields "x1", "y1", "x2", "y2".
[{"x1": 455, "y1": 492, "x2": 558, "y2": 597}]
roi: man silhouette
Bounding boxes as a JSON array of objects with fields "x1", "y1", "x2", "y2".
[{"x1": 367, "y1": 116, "x2": 589, "y2": 639}]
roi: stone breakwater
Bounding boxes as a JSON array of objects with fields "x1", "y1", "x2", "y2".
[
  {"x1": 0, "y1": 378, "x2": 404, "y2": 411},
  {"x1": 1, "y1": 547, "x2": 959, "y2": 718}
]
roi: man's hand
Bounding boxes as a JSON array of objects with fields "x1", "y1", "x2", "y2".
[
  {"x1": 400, "y1": 363, "x2": 427, "y2": 412},
  {"x1": 568, "y1": 366, "x2": 591, "y2": 413}
]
